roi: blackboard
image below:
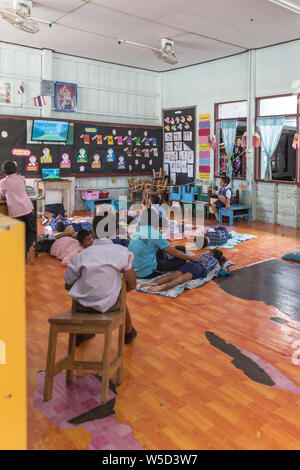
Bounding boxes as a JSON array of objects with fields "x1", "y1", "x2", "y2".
[
  {"x1": 0, "y1": 117, "x2": 163, "y2": 177},
  {"x1": 163, "y1": 106, "x2": 196, "y2": 186}
]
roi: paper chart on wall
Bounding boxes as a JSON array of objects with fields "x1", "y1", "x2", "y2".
[
  {"x1": 164, "y1": 163, "x2": 169, "y2": 175},
  {"x1": 165, "y1": 142, "x2": 173, "y2": 151},
  {"x1": 175, "y1": 161, "x2": 181, "y2": 173},
  {"x1": 165, "y1": 133, "x2": 173, "y2": 142},
  {"x1": 164, "y1": 152, "x2": 171, "y2": 163},
  {"x1": 188, "y1": 164, "x2": 194, "y2": 178},
  {"x1": 187, "y1": 151, "x2": 194, "y2": 163},
  {"x1": 181, "y1": 161, "x2": 187, "y2": 173}
]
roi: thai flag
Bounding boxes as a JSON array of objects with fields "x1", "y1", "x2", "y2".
[
  {"x1": 18, "y1": 81, "x2": 24, "y2": 95},
  {"x1": 34, "y1": 95, "x2": 46, "y2": 107}
]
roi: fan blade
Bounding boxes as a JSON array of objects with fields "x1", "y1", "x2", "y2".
[{"x1": 117, "y1": 39, "x2": 154, "y2": 52}]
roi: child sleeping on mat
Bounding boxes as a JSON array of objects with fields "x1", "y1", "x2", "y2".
[
  {"x1": 141, "y1": 249, "x2": 226, "y2": 292},
  {"x1": 194, "y1": 226, "x2": 231, "y2": 249}
]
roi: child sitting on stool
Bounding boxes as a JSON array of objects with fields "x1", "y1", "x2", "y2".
[
  {"x1": 211, "y1": 176, "x2": 233, "y2": 221},
  {"x1": 141, "y1": 249, "x2": 225, "y2": 292}
]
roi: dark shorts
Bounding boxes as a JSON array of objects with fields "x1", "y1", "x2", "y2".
[
  {"x1": 179, "y1": 262, "x2": 207, "y2": 280},
  {"x1": 214, "y1": 200, "x2": 226, "y2": 209}
]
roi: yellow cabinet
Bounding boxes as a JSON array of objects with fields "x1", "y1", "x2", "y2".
[{"x1": 0, "y1": 216, "x2": 27, "y2": 450}]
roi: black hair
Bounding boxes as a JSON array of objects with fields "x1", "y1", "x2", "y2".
[
  {"x1": 139, "y1": 208, "x2": 159, "y2": 230},
  {"x1": 193, "y1": 236, "x2": 208, "y2": 249},
  {"x1": 221, "y1": 176, "x2": 231, "y2": 185},
  {"x1": 55, "y1": 221, "x2": 66, "y2": 233},
  {"x1": 77, "y1": 230, "x2": 91, "y2": 243},
  {"x1": 211, "y1": 248, "x2": 227, "y2": 266},
  {"x1": 2, "y1": 161, "x2": 17, "y2": 175},
  {"x1": 150, "y1": 195, "x2": 160, "y2": 205},
  {"x1": 92, "y1": 212, "x2": 116, "y2": 238}
]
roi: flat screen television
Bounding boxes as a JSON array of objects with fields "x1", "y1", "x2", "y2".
[
  {"x1": 42, "y1": 169, "x2": 60, "y2": 180},
  {"x1": 31, "y1": 120, "x2": 69, "y2": 142}
]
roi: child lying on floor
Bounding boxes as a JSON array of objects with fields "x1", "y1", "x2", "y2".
[
  {"x1": 141, "y1": 249, "x2": 225, "y2": 292},
  {"x1": 194, "y1": 226, "x2": 231, "y2": 249}
]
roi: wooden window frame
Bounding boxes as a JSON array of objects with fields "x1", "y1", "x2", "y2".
[
  {"x1": 214, "y1": 100, "x2": 247, "y2": 180},
  {"x1": 255, "y1": 93, "x2": 300, "y2": 185}
]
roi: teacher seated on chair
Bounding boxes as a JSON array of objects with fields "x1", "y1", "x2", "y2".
[{"x1": 128, "y1": 208, "x2": 203, "y2": 279}]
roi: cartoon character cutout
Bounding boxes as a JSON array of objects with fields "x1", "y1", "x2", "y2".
[
  {"x1": 117, "y1": 156, "x2": 126, "y2": 170},
  {"x1": 106, "y1": 148, "x2": 115, "y2": 162},
  {"x1": 142, "y1": 131, "x2": 148, "y2": 145},
  {"x1": 165, "y1": 125, "x2": 171, "y2": 132},
  {"x1": 124, "y1": 130, "x2": 133, "y2": 146},
  {"x1": 60, "y1": 153, "x2": 71, "y2": 168},
  {"x1": 91, "y1": 154, "x2": 101, "y2": 169},
  {"x1": 143, "y1": 149, "x2": 150, "y2": 158},
  {"x1": 175, "y1": 116, "x2": 180, "y2": 125},
  {"x1": 129, "y1": 165, "x2": 133, "y2": 172},
  {"x1": 79, "y1": 166, "x2": 85, "y2": 172},
  {"x1": 115, "y1": 136, "x2": 123, "y2": 145},
  {"x1": 151, "y1": 148, "x2": 158, "y2": 157},
  {"x1": 152, "y1": 137, "x2": 157, "y2": 147},
  {"x1": 77, "y1": 148, "x2": 87, "y2": 163},
  {"x1": 41, "y1": 148, "x2": 52, "y2": 164},
  {"x1": 134, "y1": 159, "x2": 139, "y2": 166},
  {"x1": 80, "y1": 134, "x2": 90, "y2": 145},
  {"x1": 92, "y1": 134, "x2": 103, "y2": 145},
  {"x1": 26, "y1": 155, "x2": 38, "y2": 171},
  {"x1": 135, "y1": 136, "x2": 141, "y2": 147},
  {"x1": 134, "y1": 147, "x2": 141, "y2": 157},
  {"x1": 104, "y1": 135, "x2": 114, "y2": 145},
  {"x1": 124, "y1": 148, "x2": 132, "y2": 158}
]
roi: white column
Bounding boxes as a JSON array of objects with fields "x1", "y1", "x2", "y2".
[
  {"x1": 41, "y1": 49, "x2": 53, "y2": 118},
  {"x1": 246, "y1": 49, "x2": 257, "y2": 218}
]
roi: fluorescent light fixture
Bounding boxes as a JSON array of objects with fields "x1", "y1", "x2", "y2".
[{"x1": 269, "y1": 0, "x2": 300, "y2": 14}]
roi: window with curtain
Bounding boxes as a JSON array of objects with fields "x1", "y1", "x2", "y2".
[
  {"x1": 216, "y1": 120, "x2": 247, "y2": 178},
  {"x1": 215, "y1": 101, "x2": 247, "y2": 179},
  {"x1": 256, "y1": 95, "x2": 298, "y2": 183}
]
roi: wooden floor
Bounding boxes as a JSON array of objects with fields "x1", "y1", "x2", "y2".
[{"x1": 26, "y1": 219, "x2": 300, "y2": 450}]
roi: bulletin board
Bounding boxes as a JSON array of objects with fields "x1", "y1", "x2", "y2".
[
  {"x1": 163, "y1": 106, "x2": 196, "y2": 186},
  {"x1": 0, "y1": 116, "x2": 163, "y2": 177}
]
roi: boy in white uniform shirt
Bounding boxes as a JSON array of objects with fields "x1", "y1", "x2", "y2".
[{"x1": 65, "y1": 213, "x2": 137, "y2": 345}]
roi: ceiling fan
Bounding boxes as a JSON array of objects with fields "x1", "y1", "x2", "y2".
[
  {"x1": 0, "y1": 0, "x2": 53, "y2": 33},
  {"x1": 117, "y1": 38, "x2": 178, "y2": 65}
]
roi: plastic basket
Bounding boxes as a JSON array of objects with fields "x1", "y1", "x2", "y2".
[
  {"x1": 81, "y1": 190, "x2": 99, "y2": 200},
  {"x1": 99, "y1": 192, "x2": 109, "y2": 199}
]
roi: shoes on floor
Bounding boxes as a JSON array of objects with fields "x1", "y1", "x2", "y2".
[
  {"x1": 125, "y1": 327, "x2": 137, "y2": 345},
  {"x1": 75, "y1": 333, "x2": 95, "y2": 346}
]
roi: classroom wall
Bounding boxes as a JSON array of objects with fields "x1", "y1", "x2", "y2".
[
  {"x1": 162, "y1": 43, "x2": 300, "y2": 228},
  {"x1": 0, "y1": 42, "x2": 161, "y2": 208}
]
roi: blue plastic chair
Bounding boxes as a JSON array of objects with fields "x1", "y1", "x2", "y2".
[
  {"x1": 170, "y1": 185, "x2": 182, "y2": 201},
  {"x1": 181, "y1": 184, "x2": 195, "y2": 202}
]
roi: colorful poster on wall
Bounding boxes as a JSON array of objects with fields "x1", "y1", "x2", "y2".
[
  {"x1": 0, "y1": 82, "x2": 11, "y2": 104},
  {"x1": 163, "y1": 106, "x2": 196, "y2": 186},
  {"x1": 198, "y1": 113, "x2": 211, "y2": 181}
]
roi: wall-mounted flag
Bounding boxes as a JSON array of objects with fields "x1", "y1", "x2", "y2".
[{"x1": 34, "y1": 95, "x2": 46, "y2": 107}]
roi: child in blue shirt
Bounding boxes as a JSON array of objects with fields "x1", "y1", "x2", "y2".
[
  {"x1": 211, "y1": 176, "x2": 234, "y2": 221},
  {"x1": 141, "y1": 249, "x2": 225, "y2": 292},
  {"x1": 128, "y1": 208, "x2": 202, "y2": 279}
]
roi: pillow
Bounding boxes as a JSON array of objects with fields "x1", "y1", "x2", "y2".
[{"x1": 282, "y1": 250, "x2": 300, "y2": 262}]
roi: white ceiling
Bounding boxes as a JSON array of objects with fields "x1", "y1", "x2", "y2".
[{"x1": 0, "y1": 0, "x2": 300, "y2": 71}]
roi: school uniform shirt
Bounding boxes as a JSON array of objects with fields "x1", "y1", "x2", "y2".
[
  {"x1": 128, "y1": 225, "x2": 169, "y2": 278},
  {"x1": 64, "y1": 239, "x2": 133, "y2": 313},
  {"x1": 0, "y1": 174, "x2": 33, "y2": 218},
  {"x1": 217, "y1": 186, "x2": 233, "y2": 202},
  {"x1": 206, "y1": 226, "x2": 229, "y2": 246}
]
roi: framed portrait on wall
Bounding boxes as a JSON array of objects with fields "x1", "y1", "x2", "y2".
[
  {"x1": 0, "y1": 81, "x2": 11, "y2": 104},
  {"x1": 55, "y1": 81, "x2": 77, "y2": 112}
]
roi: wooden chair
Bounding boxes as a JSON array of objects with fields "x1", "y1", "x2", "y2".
[{"x1": 43, "y1": 278, "x2": 127, "y2": 405}]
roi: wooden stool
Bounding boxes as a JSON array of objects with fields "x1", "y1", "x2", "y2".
[
  {"x1": 43, "y1": 279, "x2": 127, "y2": 405},
  {"x1": 218, "y1": 204, "x2": 252, "y2": 226}
]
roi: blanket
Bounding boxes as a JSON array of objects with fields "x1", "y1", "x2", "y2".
[{"x1": 136, "y1": 267, "x2": 220, "y2": 298}]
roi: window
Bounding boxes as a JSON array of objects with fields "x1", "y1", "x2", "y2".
[
  {"x1": 256, "y1": 95, "x2": 299, "y2": 183},
  {"x1": 214, "y1": 101, "x2": 247, "y2": 179}
]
